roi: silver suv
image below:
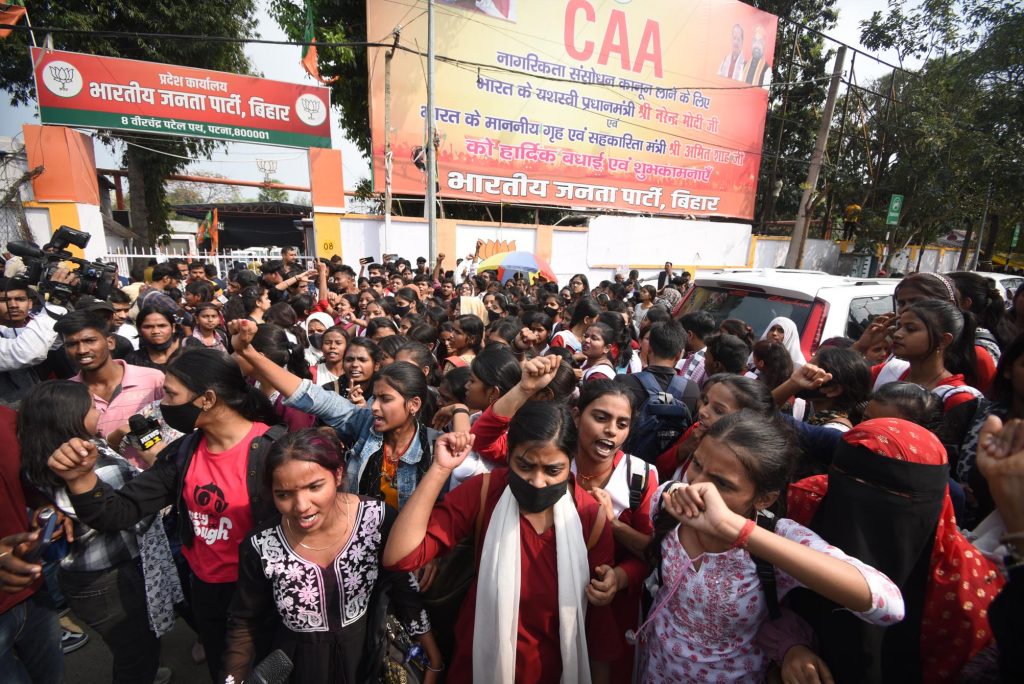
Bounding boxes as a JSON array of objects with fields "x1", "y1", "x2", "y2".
[{"x1": 676, "y1": 269, "x2": 898, "y2": 358}]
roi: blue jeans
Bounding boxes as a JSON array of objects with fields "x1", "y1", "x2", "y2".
[{"x1": 0, "y1": 592, "x2": 63, "y2": 684}]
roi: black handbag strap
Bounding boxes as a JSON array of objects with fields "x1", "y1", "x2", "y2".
[{"x1": 751, "y1": 514, "x2": 781, "y2": 620}]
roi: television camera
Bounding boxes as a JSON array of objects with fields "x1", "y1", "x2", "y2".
[{"x1": 6, "y1": 226, "x2": 117, "y2": 304}]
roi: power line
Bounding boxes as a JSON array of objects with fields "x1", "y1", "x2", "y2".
[
  {"x1": 1, "y1": 21, "x2": 836, "y2": 94},
  {"x1": 775, "y1": 14, "x2": 919, "y2": 78}
]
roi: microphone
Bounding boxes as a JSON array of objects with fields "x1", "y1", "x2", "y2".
[
  {"x1": 127, "y1": 414, "x2": 162, "y2": 451},
  {"x1": 250, "y1": 649, "x2": 293, "y2": 684}
]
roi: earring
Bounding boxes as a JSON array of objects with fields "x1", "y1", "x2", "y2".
[{"x1": 756, "y1": 508, "x2": 775, "y2": 520}]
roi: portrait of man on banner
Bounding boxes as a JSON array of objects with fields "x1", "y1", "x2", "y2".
[{"x1": 718, "y1": 23, "x2": 747, "y2": 80}]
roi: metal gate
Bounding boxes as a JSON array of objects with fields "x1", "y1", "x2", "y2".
[{"x1": 103, "y1": 248, "x2": 276, "y2": 280}]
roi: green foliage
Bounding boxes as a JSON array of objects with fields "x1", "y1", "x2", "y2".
[
  {"x1": 166, "y1": 173, "x2": 245, "y2": 206},
  {"x1": 270, "y1": 0, "x2": 368, "y2": 155},
  {"x1": 257, "y1": 181, "x2": 290, "y2": 203},
  {"x1": 749, "y1": 0, "x2": 840, "y2": 229},
  {"x1": 0, "y1": 0, "x2": 258, "y2": 243},
  {"x1": 835, "y1": 0, "x2": 1024, "y2": 265}
]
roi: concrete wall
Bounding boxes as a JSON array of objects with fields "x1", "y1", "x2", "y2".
[
  {"x1": 753, "y1": 237, "x2": 840, "y2": 272},
  {"x1": 886, "y1": 246, "x2": 961, "y2": 275},
  {"x1": 321, "y1": 214, "x2": 963, "y2": 286}
]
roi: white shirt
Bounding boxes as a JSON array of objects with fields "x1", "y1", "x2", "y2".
[
  {"x1": 454, "y1": 257, "x2": 478, "y2": 283},
  {"x1": 116, "y1": 323, "x2": 140, "y2": 350},
  {"x1": 0, "y1": 307, "x2": 62, "y2": 372}
]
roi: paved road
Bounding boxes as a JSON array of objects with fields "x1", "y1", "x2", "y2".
[{"x1": 66, "y1": 617, "x2": 211, "y2": 684}]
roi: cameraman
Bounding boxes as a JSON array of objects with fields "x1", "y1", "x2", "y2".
[{"x1": 0, "y1": 268, "x2": 76, "y2": 376}]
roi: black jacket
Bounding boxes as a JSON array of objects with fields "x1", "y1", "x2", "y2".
[{"x1": 68, "y1": 424, "x2": 286, "y2": 548}]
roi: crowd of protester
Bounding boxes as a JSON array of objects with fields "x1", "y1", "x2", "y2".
[{"x1": 1, "y1": 245, "x2": 1023, "y2": 684}]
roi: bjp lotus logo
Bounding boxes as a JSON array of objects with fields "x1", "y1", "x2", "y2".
[
  {"x1": 40, "y1": 60, "x2": 83, "y2": 98},
  {"x1": 49, "y1": 65, "x2": 74, "y2": 90},
  {"x1": 294, "y1": 93, "x2": 327, "y2": 127}
]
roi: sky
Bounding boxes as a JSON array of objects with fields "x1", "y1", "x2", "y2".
[{"x1": 0, "y1": 0, "x2": 918, "y2": 200}]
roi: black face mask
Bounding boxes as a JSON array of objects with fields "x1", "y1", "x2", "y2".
[
  {"x1": 544, "y1": 306, "x2": 559, "y2": 319},
  {"x1": 309, "y1": 332, "x2": 324, "y2": 350},
  {"x1": 148, "y1": 337, "x2": 176, "y2": 352},
  {"x1": 160, "y1": 399, "x2": 202, "y2": 434},
  {"x1": 394, "y1": 305, "x2": 410, "y2": 318},
  {"x1": 487, "y1": 309, "x2": 501, "y2": 323},
  {"x1": 507, "y1": 468, "x2": 569, "y2": 513}
]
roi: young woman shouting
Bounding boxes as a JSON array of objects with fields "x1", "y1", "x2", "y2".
[{"x1": 382, "y1": 404, "x2": 618, "y2": 684}]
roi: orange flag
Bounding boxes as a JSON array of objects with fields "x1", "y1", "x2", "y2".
[
  {"x1": 210, "y1": 207, "x2": 219, "y2": 254},
  {"x1": 302, "y1": 1, "x2": 337, "y2": 85},
  {"x1": 0, "y1": 2, "x2": 27, "y2": 40}
]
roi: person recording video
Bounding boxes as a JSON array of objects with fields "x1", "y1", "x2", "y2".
[{"x1": 0, "y1": 268, "x2": 76, "y2": 377}]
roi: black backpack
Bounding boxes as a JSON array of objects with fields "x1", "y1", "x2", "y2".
[{"x1": 621, "y1": 371, "x2": 693, "y2": 463}]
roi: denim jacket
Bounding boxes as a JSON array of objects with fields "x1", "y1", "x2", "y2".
[{"x1": 283, "y1": 379, "x2": 438, "y2": 509}]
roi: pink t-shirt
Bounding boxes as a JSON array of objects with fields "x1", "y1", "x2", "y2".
[
  {"x1": 182, "y1": 422, "x2": 269, "y2": 583},
  {"x1": 72, "y1": 359, "x2": 164, "y2": 469}
]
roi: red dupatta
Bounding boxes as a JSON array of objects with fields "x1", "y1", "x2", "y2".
[{"x1": 788, "y1": 419, "x2": 1004, "y2": 682}]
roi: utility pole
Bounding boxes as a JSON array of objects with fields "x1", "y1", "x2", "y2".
[
  {"x1": 384, "y1": 29, "x2": 399, "y2": 249},
  {"x1": 785, "y1": 46, "x2": 846, "y2": 269},
  {"x1": 761, "y1": 30, "x2": 800, "y2": 233},
  {"x1": 970, "y1": 180, "x2": 993, "y2": 270},
  {"x1": 425, "y1": 0, "x2": 438, "y2": 263},
  {"x1": 823, "y1": 51, "x2": 855, "y2": 240}
]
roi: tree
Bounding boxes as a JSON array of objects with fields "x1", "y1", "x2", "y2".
[
  {"x1": 165, "y1": 171, "x2": 245, "y2": 206},
  {"x1": 269, "y1": 0, "x2": 568, "y2": 225},
  {"x1": 257, "y1": 181, "x2": 290, "y2": 203},
  {"x1": 0, "y1": 1, "x2": 258, "y2": 244},
  {"x1": 850, "y1": 0, "x2": 1024, "y2": 269},
  {"x1": 748, "y1": 0, "x2": 840, "y2": 232}
]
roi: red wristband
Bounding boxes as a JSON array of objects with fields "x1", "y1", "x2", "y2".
[{"x1": 731, "y1": 519, "x2": 756, "y2": 549}]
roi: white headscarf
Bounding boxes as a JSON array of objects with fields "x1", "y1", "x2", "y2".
[
  {"x1": 304, "y1": 312, "x2": 335, "y2": 334},
  {"x1": 758, "y1": 316, "x2": 806, "y2": 367}
]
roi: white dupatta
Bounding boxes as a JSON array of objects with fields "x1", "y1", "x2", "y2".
[{"x1": 473, "y1": 486, "x2": 592, "y2": 683}]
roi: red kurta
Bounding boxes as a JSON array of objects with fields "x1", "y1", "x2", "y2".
[
  {"x1": 386, "y1": 469, "x2": 621, "y2": 683},
  {"x1": 469, "y1": 404, "x2": 512, "y2": 464}
]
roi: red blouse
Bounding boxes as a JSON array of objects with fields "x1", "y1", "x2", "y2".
[{"x1": 386, "y1": 469, "x2": 621, "y2": 683}]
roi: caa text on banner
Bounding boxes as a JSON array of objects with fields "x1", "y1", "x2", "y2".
[
  {"x1": 367, "y1": 0, "x2": 778, "y2": 220},
  {"x1": 31, "y1": 47, "x2": 332, "y2": 149}
]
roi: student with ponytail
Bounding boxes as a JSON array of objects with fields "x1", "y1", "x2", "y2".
[
  {"x1": 856, "y1": 272, "x2": 997, "y2": 393},
  {"x1": 46, "y1": 348, "x2": 283, "y2": 681},
  {"x1": 550, "y1": 298, "x2": 601, "y2": 354},
  {"x1": 598, "y1": 311, "x2": 637, "y2": 374},
  {"x1": 947, "y1": 271, "x2": 1004, "y2": 363},
  {"x1": 443, "y1": 314, "x2": 484, "y2": 373},
  {"x1": 870, "y1": 299, "x2": 984, "y2": 412}
]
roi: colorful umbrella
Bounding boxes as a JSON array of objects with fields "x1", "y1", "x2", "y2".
[{"x1": 476, "y1": 251, "x2": 558, "y2": 285}]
